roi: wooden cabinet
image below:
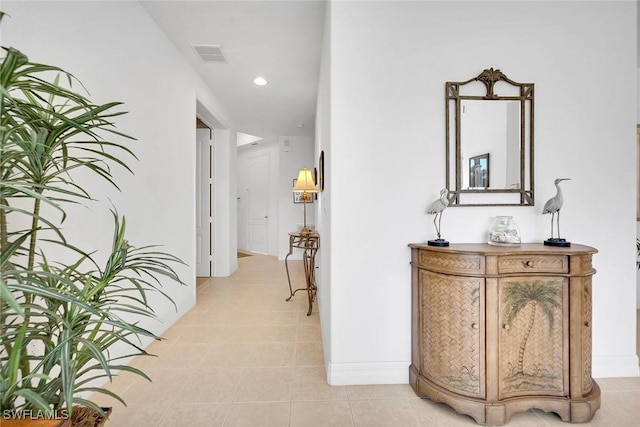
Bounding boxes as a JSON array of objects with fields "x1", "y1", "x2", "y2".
[{"x1": 409, "y1": 243, "x2": 600, "y2": 425}]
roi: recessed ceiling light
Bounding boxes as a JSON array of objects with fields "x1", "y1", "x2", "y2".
[{"x1": 253, "y1": 77, "x2": 267, "y2": 86}]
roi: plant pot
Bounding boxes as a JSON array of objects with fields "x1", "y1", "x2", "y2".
[{"x1": 68, "y1": 407, "x2": 112, "y2": 427}]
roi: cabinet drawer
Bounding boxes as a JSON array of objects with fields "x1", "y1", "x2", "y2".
[
  {"x1": 416, "y1": 250, "x2": 484, "y2": 275},
  {"x1": 498, "y1": 255, "x2": 568, "y2": 274}
]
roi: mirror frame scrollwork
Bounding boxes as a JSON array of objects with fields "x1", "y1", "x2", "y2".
[{"x1": 446, "y1": 68, "x2": 534, "y2": 206}]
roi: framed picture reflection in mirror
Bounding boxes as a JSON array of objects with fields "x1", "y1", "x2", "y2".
[{"x1": 469, "y1": 153, "x2": 489, "y2": 189}]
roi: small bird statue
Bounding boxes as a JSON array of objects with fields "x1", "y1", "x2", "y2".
[
  {"x1": 542, "y1": 178, "x2": 571, "y2": 242},
  {"x1": 427, "y1": 189, "x2": 449, "y2": 245}
]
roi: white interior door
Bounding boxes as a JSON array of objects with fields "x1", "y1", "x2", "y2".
[
  {"x1": 196, "y1": 128, "x2": 212, "y2": 276},
  {"x1": 248, "y1": 153, "x2": 269, "y2": 254}
]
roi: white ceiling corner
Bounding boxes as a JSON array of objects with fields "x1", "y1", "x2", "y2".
[{"x1": 140, "y1": 0, "x2": 326, "y2": 143}]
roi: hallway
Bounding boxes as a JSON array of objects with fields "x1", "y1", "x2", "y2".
[{"x1": 94, "y1": 254, "x2": 640, "y2": 426}]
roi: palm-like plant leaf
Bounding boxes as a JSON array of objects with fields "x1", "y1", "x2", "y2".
[{"x1": 1, "y1": 27, "x2": 184, "y2": 418}]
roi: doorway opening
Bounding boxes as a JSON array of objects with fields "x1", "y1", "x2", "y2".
[{"x1": 196, "y1": 117, "x2": 213, "y2": 277}]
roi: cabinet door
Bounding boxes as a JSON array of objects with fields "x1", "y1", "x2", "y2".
[
  {"x1": 498, "y1": 276, "x2": 568, "y2": 399},
  {"x1": 581, "y1": 278, "x2": 594, "y2": 394},
  {"x1": 420, "y1": 270, "x2": 484, "y2": 398}
]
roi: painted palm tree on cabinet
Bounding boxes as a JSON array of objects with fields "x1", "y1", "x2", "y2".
[{"x1": 501, "y1": 279, "x2": 563, "y2": 393}]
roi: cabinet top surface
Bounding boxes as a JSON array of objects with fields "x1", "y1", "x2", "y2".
[{"x1": 409, "y1": 242, "x2": 597, "y2": 255}]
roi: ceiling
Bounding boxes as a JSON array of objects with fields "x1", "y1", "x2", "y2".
[{"x1": 140, "y1": 1, "x2": 326, "y2": 144}]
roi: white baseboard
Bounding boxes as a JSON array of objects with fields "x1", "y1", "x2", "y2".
[
  {"x1": 593, "y1": 355, "x2": 640, "y2": 378},
  {"x1": 325, "y1": 355, "x2": 640, "y2": 385},
  {"x1": 327, "y1": 361, "x2": 410, "y2": 385}
]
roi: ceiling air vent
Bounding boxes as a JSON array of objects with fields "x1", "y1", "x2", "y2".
[{"x1": 191, "y1": 44, "x2": 226, "y2": 63}]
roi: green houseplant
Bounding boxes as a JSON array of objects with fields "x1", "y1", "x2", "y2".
[{"x1": 0, "y1": 12, "x2": 184, "y2": 425}]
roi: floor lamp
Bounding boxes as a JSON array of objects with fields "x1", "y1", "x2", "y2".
[{"x1": 292, "y1": 167, "x2": 318, "y2": 234}]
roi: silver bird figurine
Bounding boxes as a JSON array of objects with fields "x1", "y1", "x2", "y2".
[
  {"x1": 542, "y1": 178, "x2": 571, "y2": 240},
  {"x1": 427, "y1": 189, "x2": 449, "y2": 240}
]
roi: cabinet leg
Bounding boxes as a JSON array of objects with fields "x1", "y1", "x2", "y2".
[
  {"x1": 302, "y1": 251, "x2": 316, "y2": 316},
  {"x1": 570, "y1": 382, "x2": 601, "y2": 423},
  {"x1": 285, "y1": 252, "x2": 295, "y2": 301}
]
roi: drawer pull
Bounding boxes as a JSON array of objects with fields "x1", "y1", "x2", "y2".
[
  {"x1": 523, "y1": 260, "x2": 534, "y2": 268},
  {"x1": 471, "y1": 323, "x2": 479, "y2": 330},
  {"x1": 503, "y1": 324, "x2": 510, "y2": 330},
  {"x1": 584, "y1": 321, "x2": 591, "y2": 327}
]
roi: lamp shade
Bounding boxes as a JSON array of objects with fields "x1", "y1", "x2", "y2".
[{"x1": 292, "y1": 167, "x2": 318, "y2": 193}]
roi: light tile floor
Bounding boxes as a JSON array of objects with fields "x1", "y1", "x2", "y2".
[{"x1": 93, "y1": 253, "x2": 640, "y2": 426}]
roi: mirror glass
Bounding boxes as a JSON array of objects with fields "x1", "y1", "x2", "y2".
[{"x1": 446, "y1": 68, "x2": 534, "y2": 206}]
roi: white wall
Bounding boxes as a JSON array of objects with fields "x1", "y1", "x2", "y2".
[
  {"x1": 323, "y1": 1, "x2": 638, "y2": 384},
  {"x1": 213, "y1": 128, "x2": 239, "y2": 277},
  {"x1": 1, "y1": 1, "x2": 237, "y2": 337},
  {"x1": 636, "y1": 0, "x2": 640, "y2": 307},
  {"x1": 637, "y1": 221, "x2": 640, "y2": 308},
  {"x1": 637, "y1": 71, "x2": 640, "y2": 310},
  {"x1": 315, "y1": 1, "x2": 332, "y2": 372},
  {"x1": 277, "y1": 136, "x2": 316, "y2": 259}
]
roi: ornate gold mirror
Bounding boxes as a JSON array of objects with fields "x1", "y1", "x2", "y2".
[{"x1": 446, "y1": 68, "x2": 534, "y2": 206}]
